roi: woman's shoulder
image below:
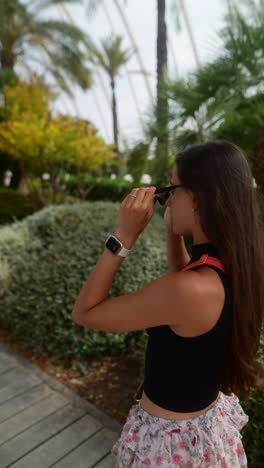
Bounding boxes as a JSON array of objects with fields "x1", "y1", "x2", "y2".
[
  {"x1": 168, "y1": 266, "x2": 226, "y2": 331},
  {"x1": 182, "y1": 265, "x2": 226, "y2": 304}
]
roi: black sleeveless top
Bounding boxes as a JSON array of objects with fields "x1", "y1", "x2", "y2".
[{"x1": 143, "y1": 242, "x2": 233, "y2": 412}]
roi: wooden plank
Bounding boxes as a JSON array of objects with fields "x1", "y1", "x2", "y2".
[
  {"x1": 52, "y1": 428, "x2": 118, "y2": 468},
  {"x1": 0, "y1": 367, "x2": 40, "y2": 390},
  {"x1": 0, "y1": 348, "x2": 121, "y2": 467},
  {"x1": 0, "y1": 405, "x2": 94, "y2": 468},
  {"x1": 0, "y1": 352, "x2": 19, "y2": 367},
  {"x1": 0, "y1": 384, "x2": 53, "y2": 424},
  {"x1": 94, "y1": 453, "x2": 116, "y2": 467},
  {"x1": 0, "y1": 377, "x2": 41, "y2": 405},
  {"x1": 0, "y1": 353, "x2": 21, "y2": 376},
  {"x1": 0, "y1": 359, "x2": 18, "y2": 375},
  {"x1": 0, "y1": 366, "x2": 42, "y2": 405},
  {"x1": 10, "y1": 412, "x2": 103, "y2": 468},
  {"x1": 0, "y1": 392, "x2": 68, "y2": 446}
]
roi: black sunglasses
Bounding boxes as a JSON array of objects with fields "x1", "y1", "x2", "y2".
[{"x1": 154, "y1": 184, "x2": 184, "y2": 206}]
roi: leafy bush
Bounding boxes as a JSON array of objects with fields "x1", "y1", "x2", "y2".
[
  {"x1": 240, "y1": 388, "x2": 264, "y2": 468},
  {"x1": 0, "y1": 82, "x2": 115, "y2": 182},
  {"x1": 64, "y1": 175, "x2": 151, "y2": 202},
  {"x1": 0, "y1": 188, "x2": 81, "y2": 225},
  {"x1": 126, "y1": 142, "x2": 149, "y2": 184},
  {"x1": 0, "y1": 188, "x2": 41, "y2": 225},
  {"x1": 0, "y1": 201, "x2": 168, "y2": 363}
]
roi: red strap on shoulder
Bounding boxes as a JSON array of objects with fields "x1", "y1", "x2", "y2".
[{"x1": 181, "y1": 254, "x2": 226, "y2": 273}]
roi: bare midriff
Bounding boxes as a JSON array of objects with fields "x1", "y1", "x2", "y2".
[{"x1": 139, "y1": 390, "x2": 221, "y2": 420}]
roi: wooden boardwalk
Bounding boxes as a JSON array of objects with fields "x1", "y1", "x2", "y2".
[{"x1": 0, "y1": 342, "x2": 123, "y2": 467}]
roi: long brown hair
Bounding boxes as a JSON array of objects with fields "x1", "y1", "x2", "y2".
[{"x1": 176, "y1": 140, "x2": 264, "y2": 397}]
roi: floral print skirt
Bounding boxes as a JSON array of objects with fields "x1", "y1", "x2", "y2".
[{"x1": 111, "y1": 391, "x2": 249, "y2": 467}]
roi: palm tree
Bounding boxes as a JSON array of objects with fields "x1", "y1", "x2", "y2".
[
  {"x1": 157, "y1": 0, "x2": 168, "y2": 130},
  {"x1": 92, "y1": 35, "x2": 133, "y2": 163},
  {"x1": 99, "y1": 1, "x2": 145, "y2": 128},
  {"x1": 59, "y1": 2, "x2": 129, "y2": 149},
  {"x1": 165, "y1": 0, "x2": 264, "y2": 188},
  {"x1": 153, "y1": 0, "x2": 170, "y2": 186},
  {"x1": 86, "y1": 0, "x2": 173, "y2": 185},
  {"x1": 87, "y1": 0, "x2": 154, "y2": 103},
  {"x1": 0, "y1": 0, "x2": 92, "y2": 95}
]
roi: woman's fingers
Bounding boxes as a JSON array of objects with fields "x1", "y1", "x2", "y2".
[{"x1": 125, "y1": 187, "x2": 156, "y2": 209}]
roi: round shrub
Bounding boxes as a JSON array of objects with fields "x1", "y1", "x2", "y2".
[{"x1": 0, "y1": 201, "x2": 168, "y2": 362}]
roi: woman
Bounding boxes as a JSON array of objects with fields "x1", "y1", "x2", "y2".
[{"x1": 72, "y1": 141, "x2": 264, "y2": 467}]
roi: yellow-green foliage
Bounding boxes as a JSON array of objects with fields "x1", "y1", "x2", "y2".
[
  {"x1": 0, "y1": 81, "x2": 116, "y2": 176},
  {"x1": 2, "y1": 80, "x2": 52, "y2": 121}
]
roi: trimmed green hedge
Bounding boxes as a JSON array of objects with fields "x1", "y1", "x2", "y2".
[{"x1": 0, "y1": 201, "x2": 168, "y2": 362}]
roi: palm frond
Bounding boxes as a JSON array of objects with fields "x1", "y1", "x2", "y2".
[
  {"x1": 34, "y1": 19, "x2": 93, "y2": 49},
  {"x1": 46, "y1": 67, "x2": 74, "y2": 97},
  {"x1": 0, "y1": 0, "x2": 28, "y2": 19},
  {"x1": 41, "y1": 42, "x2": 92, "y2": 90},
  {"x1": 164, "y1": 0, "x2": 264, "y2": 157},
  {"x1": 0, "y1": 1, "x2": 93, "y2": 94},
  {"x1": 30, "y1": 0, "x2": 82, "y2": 14},
  {"x1": 24, "y1": 19, "x2": 94, "y2": 89},
  {"x1": 19, "y1": 52, "x2": 73, "y2": 97},
  {"x1": 97, "y1": 35, "x2": 134, "y2": 78},
  {"x1": 173, "y1": 129, "x2": 201, "y2": 151}
]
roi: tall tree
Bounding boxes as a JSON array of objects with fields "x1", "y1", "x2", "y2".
[
  {"x1": 0, "y1": 0, "x2": 92, "y2": 96},
  {"x1": 0, "y1": 81, "x2": 115, "y2": 198},
  {"x1": 92, "y1": 35, "x2": 133, "y2": 166},
  {"x1": 87, "y1": 0, "x2": 170, "y2": 185},
  {"x1": 154, "y1": 0, "x2": 169, "y2": 187}
]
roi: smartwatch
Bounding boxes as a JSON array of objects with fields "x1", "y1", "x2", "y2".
[{"x1": 104, "y1": 234, "x2": 131, "y2": 258}]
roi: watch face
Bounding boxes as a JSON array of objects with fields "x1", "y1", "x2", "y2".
[{"x1": 105, "y1": 236, "x2": 122, "y2": 253}]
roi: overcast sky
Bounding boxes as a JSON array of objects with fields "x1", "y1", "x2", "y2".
[{"x1": 52, "y1": 0, "x2": 229, "y2": 147}]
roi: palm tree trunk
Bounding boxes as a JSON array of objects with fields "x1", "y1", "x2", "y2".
[
  {"x1": 155, "y1": 0, "x2": 169, "y2": 186},
  {"x1": 110, "y1": 76, "x2": 120, "y2": 175},
  {"x1": 157, "y1": 0, "x2": 167, "y2": 97},
  {"x1": 0, "y1": 43, "x2": 17, "y2": 91},
  {"x1": 102, "y1": 2, "x2": 145, "y2": 128},
  {"x1": 0, "y1": 43, "x2": 15, "y2": 70},
  {"x1": 111, "y1": 77, "x2": 119, "y2": 151}
]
